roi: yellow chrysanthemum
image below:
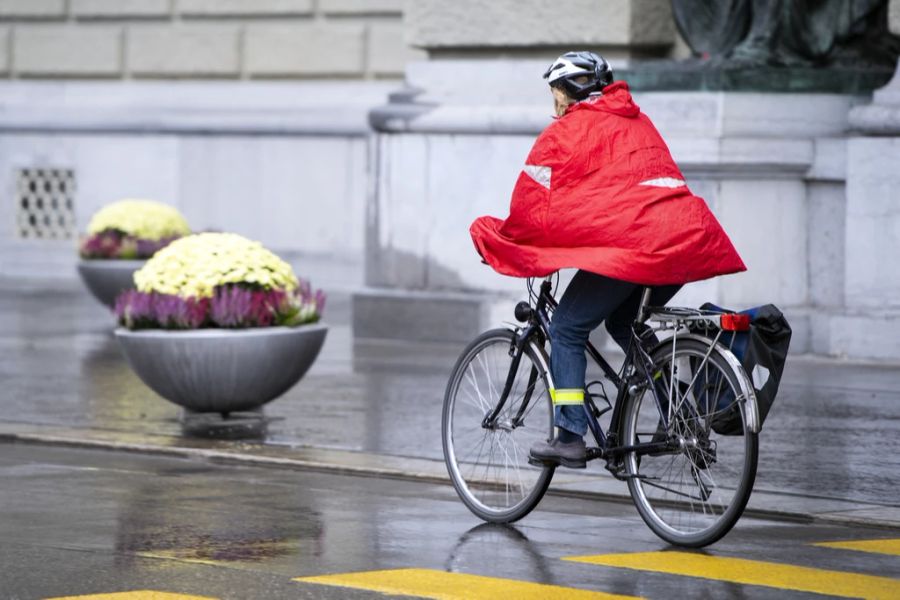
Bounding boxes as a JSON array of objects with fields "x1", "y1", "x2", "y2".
[
  {"x1": 134, "y1": 232, "x2": 298, "y2": 298},
  {"x1": 87, "y1": 199, "x2": 191, "y2": 241}
]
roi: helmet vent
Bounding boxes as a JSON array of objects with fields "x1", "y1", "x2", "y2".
[{"x1": 543, "y1": 51, "x2": 613, "y2": 101}]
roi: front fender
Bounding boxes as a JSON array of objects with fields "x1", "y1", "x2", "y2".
[{"x1": 527, "y1": 339, "x2": 554, "y2": 392}]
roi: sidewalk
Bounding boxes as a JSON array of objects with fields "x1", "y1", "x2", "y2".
[{"x1": 2, "y1": 279, "x2": 899, "y2": 529}]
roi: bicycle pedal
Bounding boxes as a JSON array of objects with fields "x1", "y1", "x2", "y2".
[{"x1": 585, "y1": 447, "x2": 604, "y2": 461}]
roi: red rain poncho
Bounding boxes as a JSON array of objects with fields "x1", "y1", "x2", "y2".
[{"x1": 470, "y1": 82, "x2": 746, "y2": 285}]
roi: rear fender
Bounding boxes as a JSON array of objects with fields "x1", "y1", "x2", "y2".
[{"x1": 652, "y1": 332, "x2": 760, "y2": 434}]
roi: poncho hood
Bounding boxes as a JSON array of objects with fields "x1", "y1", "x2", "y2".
[{"x1": 569, "y1": 81, "x2": 641, "y2": 118}]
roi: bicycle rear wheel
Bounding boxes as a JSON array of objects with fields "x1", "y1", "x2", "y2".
[
  {"x1": 442, "y1": 329, "x2": 554, "y2": 523},
  {"x1": 623, "y1": 337, "x2": 758, "y2": 547}
]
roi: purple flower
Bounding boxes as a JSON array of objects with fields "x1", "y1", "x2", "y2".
[
  {"x1": 210, "y1": 286, "x2": 282, "y2": 328},
  {"x1": 114, "y1": 280, "x2": 325, "y2": 330},
  {"x1": 115, "y1": 290, "x2": 208, "y2": 330},
  {"x1": 115, "y1": 289, "x2": 155, "y2": 329},
  {"x1": 154, "y1": 294, "x2": 209, "y2": 329},
  {"x1": 80, "y1": 230, "x2": 124, "y2": 259},
  {"x1": 269, "y1": 279, "x2": 326, "y2": 327},
  {"x1": 135, "y1": 235, "x2": 180, "y2": 258},
  {"x1": 80, "y1": 230, "x2": 182, "y2": 260}
]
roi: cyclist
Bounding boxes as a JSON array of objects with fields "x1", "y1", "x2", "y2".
[{"x1": 470, "y1": 51, "x2": 746, "y2": 469}]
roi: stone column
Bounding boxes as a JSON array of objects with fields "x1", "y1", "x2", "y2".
[{"x1": 836, "y1": 0, "x2": 900, "y2": 360}]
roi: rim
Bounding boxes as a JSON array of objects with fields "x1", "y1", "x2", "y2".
[
  {"x1": 626, "y1": 343, "x2": 754, "y2": 540},
  {"x1": 445, "y1": 334, "x2": 552, "y2": 516}
]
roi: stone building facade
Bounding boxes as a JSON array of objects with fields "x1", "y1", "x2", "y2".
[
  {"x1": 0, "y1": 0, "x2": 422, "y2": 290},
  {"x1": 0, "y1": 0, "x2": 418, "y2": 79},
  {"x1": 1, "y1": 0, "x2": 898, "y2": 361}
]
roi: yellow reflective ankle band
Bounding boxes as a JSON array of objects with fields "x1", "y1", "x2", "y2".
[{"x1": 551, "y1": 388, "x2": 584, "y2": 405}]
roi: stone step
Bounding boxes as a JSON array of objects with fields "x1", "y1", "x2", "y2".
[{"x1": 352, "y1": 287, "x2": 501, "y2": 344}]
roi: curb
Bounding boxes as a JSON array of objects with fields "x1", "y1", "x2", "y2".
[{"x1": 2, "y1": 426, "x2": 898, "y2": 532}]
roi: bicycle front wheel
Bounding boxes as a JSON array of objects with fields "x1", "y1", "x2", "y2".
[
  {"x1": 623, "y1": 337, "x2": 758, "y2": 547},
  {"x1": 442, "y1": 328, "x2": 555, "y2": 523}
]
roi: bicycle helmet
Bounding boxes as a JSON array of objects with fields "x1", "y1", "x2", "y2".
[{"x1": 542, "y1": 51, "x2": 613, "y2": 100}]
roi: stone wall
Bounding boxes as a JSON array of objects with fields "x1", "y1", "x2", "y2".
[
  {"x1": 405, "y1": 0, "x2": 680, "y2": 61},
  {"x1": 0, "y1": 1, "x2": 422, "y2": 289},
  {"x1": 405, "y1": 0, "x2": 676, "y2": 59},
  {"x1": 0, "y1": 0, "x2": 423, "y2": 79},
  {"x1": 0, "y1": 79, "x2": 395, "y2": 290}
]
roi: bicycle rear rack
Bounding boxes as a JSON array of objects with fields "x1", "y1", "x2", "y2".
[{"x1": 648, "y1": 307, "x2": 750, "y2": 332}]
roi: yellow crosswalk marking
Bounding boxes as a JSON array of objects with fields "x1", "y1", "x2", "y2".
[
  {"x1": 295, "y1": 568, "x2": 641, "y2": 599},
  {"x1": 47, "y1": 592, "x2": 216, "y2": 600},
  {"x1": 815, "y1": 538, "x2": 900, "y2": 557},
  {"x1": 564, "y1": 551, "x2": 900, "y2": 600}
]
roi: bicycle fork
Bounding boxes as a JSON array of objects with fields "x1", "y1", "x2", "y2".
[{"x1": 481, "y1": 330, "x2": 538, "y2": 430}]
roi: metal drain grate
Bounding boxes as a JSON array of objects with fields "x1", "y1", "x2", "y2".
[{"x1": 16, "y1": 168, "x2": 76, "y2": 239}]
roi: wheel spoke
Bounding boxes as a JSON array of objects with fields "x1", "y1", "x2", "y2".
[
  {"x1": 443, "y1": 332, "x2": 553, "y2": 523},
  {"x1": 625, "y1": 337, "x2": 757, "y2": 546}
]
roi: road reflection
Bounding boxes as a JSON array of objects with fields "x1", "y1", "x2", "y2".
[
  {"x1": 445, "y1": 522, "x2": 554, "y2": 584},
  {"x1": 112, "y1": 470, "x2": 325, "y2": 568}
]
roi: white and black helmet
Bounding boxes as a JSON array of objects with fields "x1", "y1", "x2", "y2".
[{"x1": 543, "y1": 51, "x2": 613, "y2": 100}]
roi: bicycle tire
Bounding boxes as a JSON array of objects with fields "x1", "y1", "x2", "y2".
[
  {"x1": 442, "y1": 328, "x2": 555, "y2": 523},
  {"x1": 622, "y1": 336, "x2": 758, "y2": 547}
]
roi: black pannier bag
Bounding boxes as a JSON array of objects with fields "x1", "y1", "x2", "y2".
[{"x1": 692, "y1": 303, "x2": 792, "y2": 435}]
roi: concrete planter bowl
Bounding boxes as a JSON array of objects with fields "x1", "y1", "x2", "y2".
[
  {"x1": 114, "y1": 324, "x2": 327, "y2": 414},
  {"x1": 77, "y1": 259, "x2": 146, "y2": 308}
]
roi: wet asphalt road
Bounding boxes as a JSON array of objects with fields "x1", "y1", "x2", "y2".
[
  {"x1": 1, "y1": 444, "x2": 898, "y2": 600},
  {"x1": 3, "y1": 281, "x2": 900, "y2": 508},
  {"x1": 3, "y1": 280, "x2": 900, "y2": 598}
]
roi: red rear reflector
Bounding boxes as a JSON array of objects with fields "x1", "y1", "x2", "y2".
[{"x1": 721, "y1": 313, "x2": 751, "y2": 331}]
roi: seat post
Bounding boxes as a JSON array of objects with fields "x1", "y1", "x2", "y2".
[{"x1": 636, "y1": 287, "x2": 652, "y2": 323}]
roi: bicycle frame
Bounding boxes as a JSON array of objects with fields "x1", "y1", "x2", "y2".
[{"x1": 482, "y1": 278, "x2": 673, "y2": 467}]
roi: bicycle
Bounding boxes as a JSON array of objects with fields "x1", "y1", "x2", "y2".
[{"x1": 441, "y1": 276, "x2": 760, "y2": 547}]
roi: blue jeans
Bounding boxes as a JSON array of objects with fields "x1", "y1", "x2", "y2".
[{"x1": 550, "y1": 270, "x2": 681, "y2": 436}]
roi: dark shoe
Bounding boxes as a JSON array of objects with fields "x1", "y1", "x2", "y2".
[{"x1": 529, "y1": 437, "x2": 587, "y2": 469}]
